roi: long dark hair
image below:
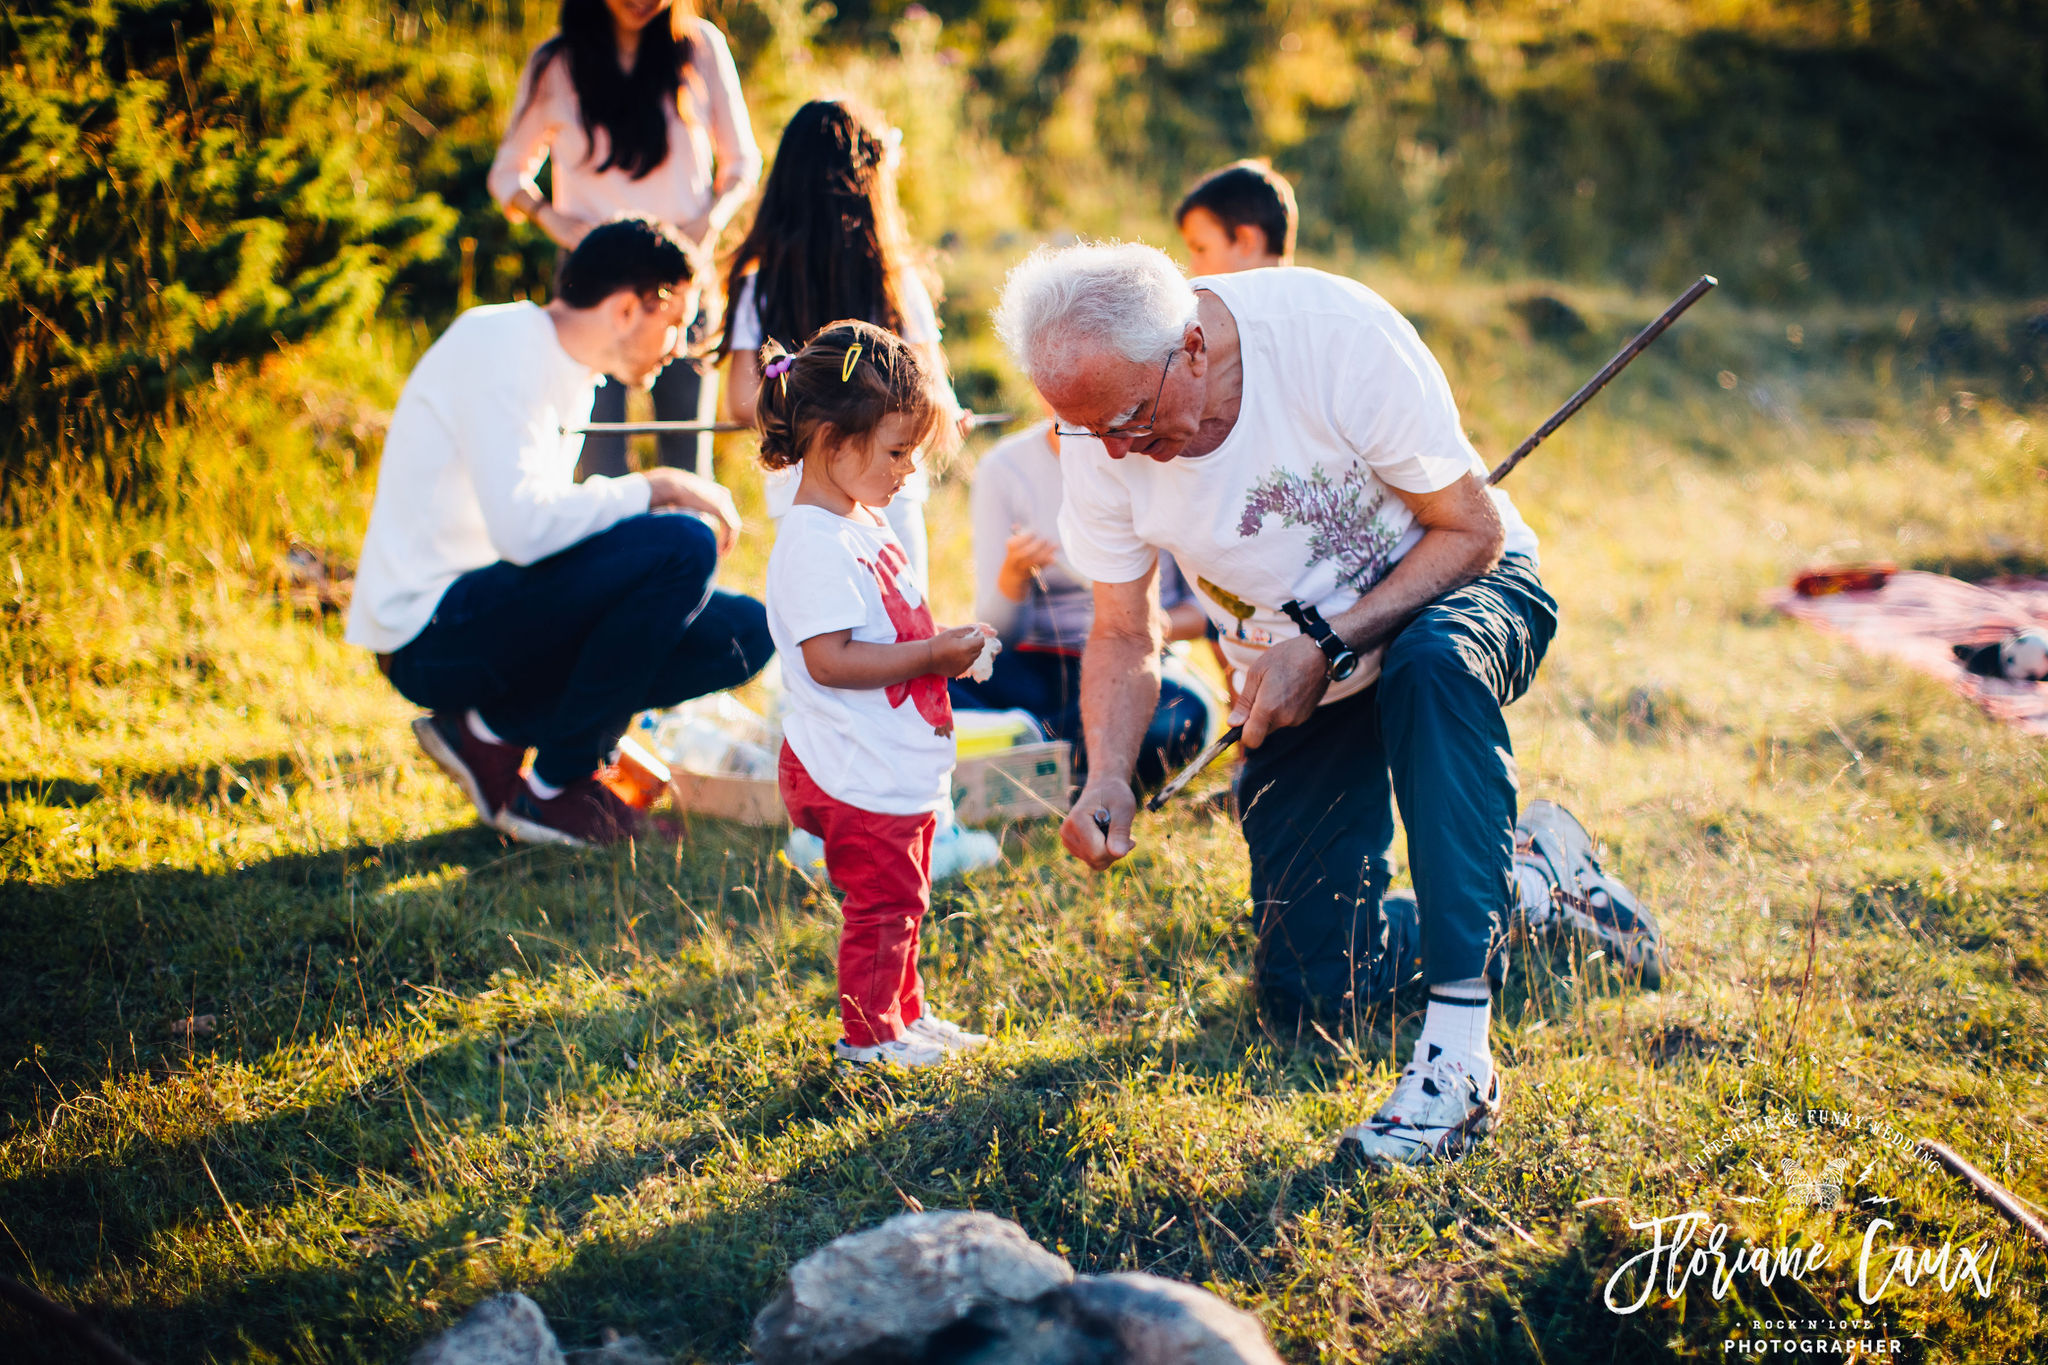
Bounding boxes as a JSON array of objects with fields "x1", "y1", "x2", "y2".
[
  {"x1": 525, "y1": 0, "x2": 697, "y2": 181},
  {"x1": 753, "y1": 321, "x2": 950, "y2": 471},
  {"x1": 719, "y1": 100, "x2": 911, "y2": 358}
]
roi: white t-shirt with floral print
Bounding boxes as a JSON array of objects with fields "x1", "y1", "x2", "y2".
[{"x1": 1057, "y1": 267, "x2": 1538, "y2": 702}]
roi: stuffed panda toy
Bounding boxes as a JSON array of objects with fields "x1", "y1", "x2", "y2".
[{"x1": 1955, "y1": 627, "x2": 2048, "y2": 682}]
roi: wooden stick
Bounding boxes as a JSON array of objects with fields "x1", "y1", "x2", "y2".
[
  {"x1": 1921, "y1": 1140, "x2": 2048, "y2": 1252},
  {"x1": 566, "y1": 411, "x2": 1016, "y2": 436},
  {"x1": 1145, "y1": 724, "x2": 1242, "y2": 812},
  {"x1": 1485, "y1": 275, "x2": 1717, "y2": 487}
]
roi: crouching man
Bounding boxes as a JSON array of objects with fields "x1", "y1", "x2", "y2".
[
  {"x1": 345, "y1": 218, "x2": 771, "y2": 847},
  {"x1": 995, "y1": 242, "x2": 1556, "y2": 1166}
]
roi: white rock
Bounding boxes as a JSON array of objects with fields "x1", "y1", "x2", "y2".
[
  {"x1": 1060, "y1": 1273, "x2": 1284, "y2": 1365},
  {"x1": 411, "y1": 1294, "x2": 565, "y2": 1365},
  {"x1": 751, "y1": 1210, "x2": 1073, "y2": 1364}
]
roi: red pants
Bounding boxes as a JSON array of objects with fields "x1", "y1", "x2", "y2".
[{"x1": 779, "y1": 743, "x2": 936, "y2": 1047}]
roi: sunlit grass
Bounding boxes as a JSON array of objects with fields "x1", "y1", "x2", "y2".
[{"x1": 2, "y1": 266, "x2": 2045, "y2": 1361}]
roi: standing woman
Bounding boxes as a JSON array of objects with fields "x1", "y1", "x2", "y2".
[
  {"x1": 719, "y1": 98, "x2": 957, "y2": 588},
  {"x1": 490, "y1": 0, "x2": 761, "y2": 479}
]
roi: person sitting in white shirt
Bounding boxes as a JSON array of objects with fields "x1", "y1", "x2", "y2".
[
  {"x1": 345, "y1": 218, "x2": 769, "y2": 848},
  {"x1": 952, "y1": 418, "x2": 1215, "y2": 793}
]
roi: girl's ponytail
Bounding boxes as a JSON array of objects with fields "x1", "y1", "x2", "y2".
[{"x1": 754, "y1": 338, "x2": 803, "y2": 469}]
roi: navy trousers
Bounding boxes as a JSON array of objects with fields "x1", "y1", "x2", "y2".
[
  {"x1": 580, "y1": 355, "x2": 708, "y2": 479},
  {"x1": 386, "y1": 513, "x2": 772, "y2": 787},
  {"x1": 1238, "y1": 554, "x2": 1556, "y2": 1033},
  {"x1": 950, "y1": 646, "x2": 1213, "y2": 793}
]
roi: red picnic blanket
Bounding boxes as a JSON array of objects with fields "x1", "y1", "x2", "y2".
[{"x1": 1771, "y1": 571, "x2": 2048, "y2": 737}]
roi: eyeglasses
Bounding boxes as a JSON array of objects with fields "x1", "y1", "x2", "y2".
[{"x1": 1052, "y1": 349, "x2": 1177, "y2": 441}]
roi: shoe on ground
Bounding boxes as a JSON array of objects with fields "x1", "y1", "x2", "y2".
[
  {"x1": 785, "y1": 826, "x2": 827, "y2": 876},
  {"x1": 1515, "y1": 798, "x2": 1665, "y2": 989},
  {"x1": 412, "y1": 713, "x2": 525, "y2": 823},
  {"x1": 496, "y1": 777, "x2": 638, "y2": 848},
  {"x1": 930, "y1": 822, "x2": 1001, "y2": 882},
  {"x1": 834, "y1": 1035, "x2": 947, "y2": 1068},
  {"x1": 909, "y1": 1013, "x2": 990, "y2": 1054},
  {"x1": 1337, "y1": 1051, "x2": 1503, "y2": 1168}
]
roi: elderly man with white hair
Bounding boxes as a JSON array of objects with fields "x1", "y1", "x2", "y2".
[{"x1": 993, "y1": 241, "x2": 1558, "y2": 1167}]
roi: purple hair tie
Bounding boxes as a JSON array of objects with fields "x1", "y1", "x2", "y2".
[{"x1": 763, "y1": 355, "x2": 796, "y2": 380}]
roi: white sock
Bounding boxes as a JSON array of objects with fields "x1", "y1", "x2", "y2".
[
  {"x1": 525, "y1": 772, "x2": 564, "y2": 801},
  {"x1": 1414, "y1": 977, "x2": 1492, "y2": 1083},
  {"x1": 467, "y1": 709, "x2": 506, "y2": 746}
]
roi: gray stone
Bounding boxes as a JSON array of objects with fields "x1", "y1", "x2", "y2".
[
  {"x1": 751, "y1": 1210, "x2": 1075, "y2": 1364},
  {"x1": 411, "y1": 1294, "x2": 566, "y2": 1365},
  {"x1": 1058, "y1": 1274, "x2": 1284, "y2": 1365}
]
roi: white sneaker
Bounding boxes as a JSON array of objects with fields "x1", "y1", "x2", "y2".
[
  {"x1": 909, "y1": 1014, "x2": 990, "y2": 1054},
  {"x1": 1336, "y1": 1053, "x2": 1503, "y2": 1168},
  {"x1": 785, "y1": 827, "x2": 827, "y2": 875},
  {"x1": 833, "y1": 1035, "x2": 947, "y2": 1068},
  {"x1": 930, "y1": 823, "x2": 1001, "y2": 882}
]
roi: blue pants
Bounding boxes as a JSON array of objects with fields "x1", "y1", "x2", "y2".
[
  {"x1": 386, "y1": 514, "x2": 772, "y2": 788},
  {"x1": 1239, "y1": 555, "x2": 1556, "y2": 1032},
  {"x1": 580, "y1": 354, "x2": 708, "y2": 479},
  {"x1": 949, "y1": 646, "x2": 1212, "y2": 793}
]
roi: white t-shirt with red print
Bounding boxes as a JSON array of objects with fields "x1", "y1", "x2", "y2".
[{"x1": 766, "y1": 504, "x2": 955, "y2": 815}]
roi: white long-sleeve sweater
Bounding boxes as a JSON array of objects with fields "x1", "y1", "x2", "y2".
[{"x1": 344, "y1": 302, "x2": 652, "y2": 653}]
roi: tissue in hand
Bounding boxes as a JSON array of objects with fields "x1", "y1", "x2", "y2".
[{"x1": 968, "y1": 632, "x2": 1001, "y2": 683}]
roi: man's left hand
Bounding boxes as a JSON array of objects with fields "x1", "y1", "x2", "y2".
[
  {"x1": 1230, "y1": 634, "x2": 1328, "y2": 748},
  {"x1": 645, "y1": 468, "x2": 741, "y2": 554}
]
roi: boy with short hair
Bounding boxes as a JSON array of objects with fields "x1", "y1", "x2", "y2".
[{"x1": 1174, "y1": 159, "x2": 1297, "y2": 274}]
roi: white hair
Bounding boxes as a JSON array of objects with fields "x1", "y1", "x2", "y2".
[{"x1": 994, "y1": 241, "x2": 1199, "y2": 383}]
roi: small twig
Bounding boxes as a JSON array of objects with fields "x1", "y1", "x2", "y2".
[
  {"x1": 1783, "y1": 889, "x2": 1824, "y2": 1057},
  {"x1": 0, "y1": 1276, "x2": 153, "y2": 1365},
  {"x1": 1454, "y1": 1181, "x2": 1543, "y2": 1249},
  {"x1": 1921, "y1": 1141, "x2": 2048, "y2": 1253},
  {"x1": 198, "y1": 1152, "x2": 254, "y2": 1250}
]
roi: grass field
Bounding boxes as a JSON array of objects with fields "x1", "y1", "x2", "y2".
[{"x1": 3, "y1": 264, "x2": 2047, "y2": 1362}]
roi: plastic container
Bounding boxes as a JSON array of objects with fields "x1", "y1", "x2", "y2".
[
  {"x1": 954, "y1": 708, "x2": 1047, "y2": 759},
  {"x1": 599, "y1": 735, "x2": 672, "y2": 810},
  {"x1": 642, "y1": 694, "x2": 779, "y2": 777}
]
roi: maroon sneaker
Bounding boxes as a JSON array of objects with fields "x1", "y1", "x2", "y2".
[
  {"x1": 411, "y1": 713, "x2": 526, "y2": 823},
  {"x1": 496, "y1": 776, "x2": 638, "y2": 848}
]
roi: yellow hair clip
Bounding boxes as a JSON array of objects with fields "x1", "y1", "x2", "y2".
[{"x1": 840, "y1": 342, "x2": 863, "y2": 383}]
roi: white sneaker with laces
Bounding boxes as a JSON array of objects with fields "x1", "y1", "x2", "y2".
[
  {"x1": 930, "y1": 823, "x2": 1002, "y2": 882},
  {"x1": 833, "y1": 1035, "x2": 947, "y2": 1068},
  {"x1": 909, "y1": 1014, "x2": 990, "y2": 1053},
  {"x1": 1337, "y1": 1051, "x2": 1503, "y2": 1168}
]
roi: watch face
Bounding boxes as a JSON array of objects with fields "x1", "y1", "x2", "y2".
[{"x1": 1330, "y1": 650, "x2": 1359, "y2": 682}]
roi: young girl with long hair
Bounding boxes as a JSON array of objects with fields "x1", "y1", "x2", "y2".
[
  {"x1": 490, "y1": 0, "x2": 760, "y2": 478},
  {"x1": 756, "y1": 321, "x2": 990, "y2": 1068},
  {"x1": 720, "y1": 98, "x2": 957, "y2": 586}
]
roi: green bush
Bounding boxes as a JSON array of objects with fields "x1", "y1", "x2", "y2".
[{"x1": 0, "y1": 0, "x2": 491, "y2": 497}]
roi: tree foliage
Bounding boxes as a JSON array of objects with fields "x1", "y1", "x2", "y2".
[{"x1": 0, "y1": 0, "x2": 487, "y2": 492}]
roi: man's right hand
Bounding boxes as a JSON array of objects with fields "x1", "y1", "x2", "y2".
[
  {"x1": 1060, "y1": 777, "x2": 1137, "y2": 871},
  {"x1": 997, "y1": 529, "x2": 1060, "y2": 601},
  {"x1": 644, "y1": 468, "x2": 741, "y2": 553}
]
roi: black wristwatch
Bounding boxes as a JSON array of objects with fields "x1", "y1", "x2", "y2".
[{"x1": 1281, "y1": 599, "x2": 1359, "y2": 682}]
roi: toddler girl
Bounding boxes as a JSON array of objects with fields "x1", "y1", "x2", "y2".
[{"x1": 757, "y1": 321, "x2": 993, "y2": 1068}]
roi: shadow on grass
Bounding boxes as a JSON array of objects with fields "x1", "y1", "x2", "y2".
[
  {"x1": 0, "y1": 750, "x2": 397, "y2": 811},
  {"x1": 12, "y1": 1039, "x2": 1137, "y2": 1361},
  {"x1": 0, "y1": 812, "x2": 791, "y2": 1128}
]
